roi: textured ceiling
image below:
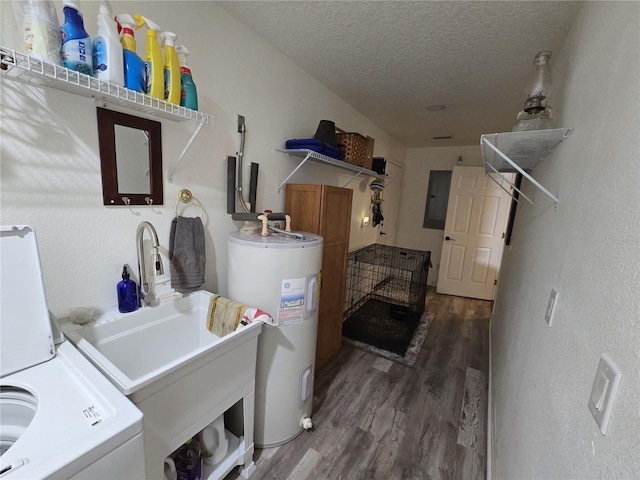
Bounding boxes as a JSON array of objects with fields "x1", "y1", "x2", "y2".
[{"x1": 217, "y1": 1, "x2": 582, "y2": 147}]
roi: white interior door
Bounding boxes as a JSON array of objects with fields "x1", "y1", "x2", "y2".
[{"x1": 436, "y1": 166, "x2": 513, "y2": 300}]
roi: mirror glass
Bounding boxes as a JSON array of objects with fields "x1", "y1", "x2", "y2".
[
  {"x1": 115, "y1": 125, "x2": 151, "y2": 194},
  {"x1": 97, "y1": 107, "x2": 163, "y2": 206}
]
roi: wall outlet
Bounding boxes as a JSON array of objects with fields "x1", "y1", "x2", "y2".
[{"x1": 545, "y1": 289, "x2": 558, "y2": 326}]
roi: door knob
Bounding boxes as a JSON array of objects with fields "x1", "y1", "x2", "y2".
[{"x1": 445, "y1": 236, "x2": 456, "y2": 241}]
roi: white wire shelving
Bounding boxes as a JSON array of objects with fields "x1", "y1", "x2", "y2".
[
  {"x1": 1, "y1": 46, "x2": 213, "y2": 124},
  {"x1": 480, "y1": 127, "x2": 572, "y2": 205},
  {"x1": 1, "y1": 46, "x2": 213, "y2": 183},
  {"x1": 276, "y1": 148, "x2": 384, "y2": 192}
]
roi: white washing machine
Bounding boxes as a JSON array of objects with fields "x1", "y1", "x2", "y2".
[{"x1": 0, "y1": 225, "x2": 146, "y2": 479}]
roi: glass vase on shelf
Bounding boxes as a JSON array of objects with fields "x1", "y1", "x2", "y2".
[{"x1": 513, "y1": 51, "x2": 555, "y2": 132}]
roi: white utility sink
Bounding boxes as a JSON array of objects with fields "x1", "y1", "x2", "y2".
[
  {"x1": 62, "y1": 290, "x2": 263, "y2": 480},
  {"x1": 63, "y1": 290, "x2": 260, "y2": 395}
]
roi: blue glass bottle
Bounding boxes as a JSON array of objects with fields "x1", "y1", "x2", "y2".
[{"x1": 117, "y1": 265, "x2": 139, "y2": 313}]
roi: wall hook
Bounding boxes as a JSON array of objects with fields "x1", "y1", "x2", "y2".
[{"x1": 122, "y1": 196, "x2": 131, "y2": 205}]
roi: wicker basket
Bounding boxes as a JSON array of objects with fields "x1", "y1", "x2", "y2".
[{"x1": 336, "y1": 131, "x2": 369, "y2": 166}]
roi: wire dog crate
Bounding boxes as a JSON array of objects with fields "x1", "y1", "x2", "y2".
[
  {"x1": 344, "y1": 244, "x2": 432, "y2": 316},
  {"x1": 342, "y1": 244, "x2": 431, "y2": 355}
]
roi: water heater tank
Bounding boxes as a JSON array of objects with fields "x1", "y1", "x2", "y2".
[{"x1": 227, "y1": 231, "x2": 323, "y2": 447}]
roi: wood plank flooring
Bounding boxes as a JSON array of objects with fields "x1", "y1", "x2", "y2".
[{"x1": 228, "y1": 289, "x2": 491, "y2": 480}]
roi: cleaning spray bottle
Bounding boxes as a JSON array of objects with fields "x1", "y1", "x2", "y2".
[
  {"x1": 161, "y1": 32, "x2": 180, "y2": 105},
  {"x1": 60, "y1": 0, "x2": 92, "y2": 75},
  {"x1": 114, "y1": 13, "x2": 145, "y2": 93},
  {"x1": 92, "y1": 0, "x2": 124, "y2": 85},
  {"x1": 117, "y1": 265, "x2": 139, "y2": 313},
  {"x1": 176, "y1": 45, "x2": 198, "y2": 110},
  {"x1": 134, "y1": 14, "x2": 163, "y2": 99},
  {"x1": 13, "y1": 0, "x2": 62, "y2": 65}
]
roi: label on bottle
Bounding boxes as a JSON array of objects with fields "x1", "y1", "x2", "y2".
[
  {"x1": 180, "y1": 73, "x2": 198, "y2": 110},
  {"x1": 123, "y1": 50, "x2": 146, "y2": 93},
  {"x1": 164, "y1": 66, "x2": 170, "y2": 100},
  {"x1": 23, "y1": 16, "x2": 61, "y2": 65},
  {"x1": 145, "y1": 61, "x2": 152, "y2": 94},
  {"x1": 62, "y1": 38, "x2": 93, "y2": 75},
  {"x1": 92, "y1": 35, "x2": 107, "y2": 77}
]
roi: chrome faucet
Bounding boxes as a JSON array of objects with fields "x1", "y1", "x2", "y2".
[{"x1": 136, "y1": 221, "x2": 164, "y2": 305}]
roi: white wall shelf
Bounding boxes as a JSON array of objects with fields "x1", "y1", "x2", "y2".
[
  {"x1": 481, "y1": 127, "x2": 572, "y2": 205},
  {"x1": 276, "y1": 148, "x2": 383, "y2": 192},
  {"x1": 0, "y1": 46, "x2": 213, "y2": 183}
]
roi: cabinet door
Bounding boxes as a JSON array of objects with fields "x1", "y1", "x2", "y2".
[
  {"x1": 284, "y1": 184, "x2": 352, "y2": 372},
  {"x1": 317, "y1": 186, "x2": 352, "y2": 371},
  {"x1": 316, "y1": 241, "x2": 350, "y2": 370},
  {"x1": 319, "y1": 186, "x2": 352, "y2": 245},
  {"x1": 285, "y1": 184, "x2": 322, "y2": 234}
]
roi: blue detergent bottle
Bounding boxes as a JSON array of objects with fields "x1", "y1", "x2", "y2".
[
  {"x1": 117, "y1": 265, "x2": 139, "y2": 313},
  {"x1": 60, "y1": 0, "x2": 93, "y2": 75}
]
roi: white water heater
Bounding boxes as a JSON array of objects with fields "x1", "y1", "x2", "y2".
[{"x1": 227, "y1": 230, "x2": 323, "y2": 447}]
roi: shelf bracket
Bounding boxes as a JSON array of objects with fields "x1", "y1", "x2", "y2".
[
  {"x1": 168, "y1": 121, "x2": 205, "y2": 183},
  {"x1": 340, "y1": 170, "x2": 365, "y2": 188},
  {"x1": 484, "y1": 162, "x2": 531, "y2": 205},
  {"x1": 482, "y1": 137, "x2": 559, "y2": 204},
  {"x1": 277, "y1": 152, "x2": 312, "y2": 192}
]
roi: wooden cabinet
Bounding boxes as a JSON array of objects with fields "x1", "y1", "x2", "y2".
[{"x1": 285, "y1": 184, "x2": 353, "y2": 372}]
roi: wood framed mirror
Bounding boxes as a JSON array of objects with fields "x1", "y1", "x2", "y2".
[{"x1": 97, "y1": 107, "x2": 163, "y2": 206}]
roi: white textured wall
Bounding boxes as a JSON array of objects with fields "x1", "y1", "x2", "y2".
[
  {"x1": 395, "y1": 145, "x2": 483, "y2": 285},
  {"x1": 491, "y1": 2, "x2": 640, "y2": 478},
  {"x1": 0, "y1": 1, "x2": 405, "y2": 318}
]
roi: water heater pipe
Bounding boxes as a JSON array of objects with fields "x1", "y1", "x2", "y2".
[
  {"x1": 257, "y1": 214, "x2": 269, "y2": 237},
  {"x1": 227, "y1": 116, "x2": 304, "y2": 239}
]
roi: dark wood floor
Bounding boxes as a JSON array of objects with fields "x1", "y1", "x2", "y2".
[{"x1": 231, "y1": 289, "x2": 491, "y2": 480}]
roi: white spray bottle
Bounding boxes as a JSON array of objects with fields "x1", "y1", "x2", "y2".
[{"x1": 92, "y1": 0, "x2": 124, "y2": 85}]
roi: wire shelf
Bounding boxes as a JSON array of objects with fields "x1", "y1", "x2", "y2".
[
  {"x1": 480, "y1": 128, "x2": 572, "y2": 205},
  {"x1": 278, "y1": 148, "x2": 380, "y2": 177},
  {"x1": 481, "y1": 128, "x2": 572, "y2": 173},
  {"x1": 276, "y1": 148, "x2": 386, "y2": 191},
  {"x1": 1, "y1": 46, "x2": 213, "y2": 125}
]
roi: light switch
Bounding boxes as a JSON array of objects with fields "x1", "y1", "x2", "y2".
[
  {"x1": 589, "y1": 371, "x2": 609, "y2": 411},
  {"x1": 588, "y1": 354, "x2": 622, "y2": 435}
]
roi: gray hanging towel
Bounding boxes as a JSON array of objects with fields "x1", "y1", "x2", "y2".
[{"x1": 169, "y1": 216, "x2": 205, "y2": 292}]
